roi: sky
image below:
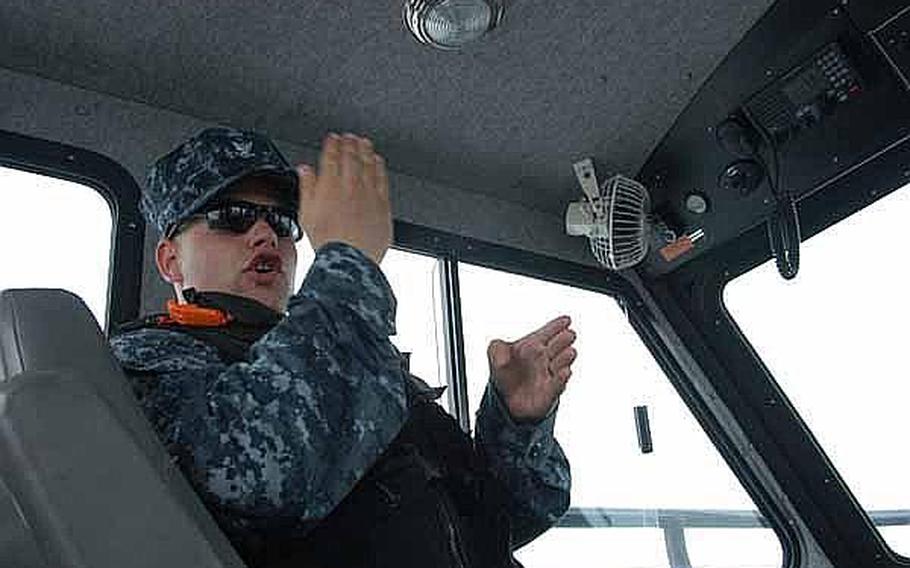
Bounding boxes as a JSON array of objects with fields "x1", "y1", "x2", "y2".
[{"x1": 4, "y1": 164, "x2": 910, "y2": 566}]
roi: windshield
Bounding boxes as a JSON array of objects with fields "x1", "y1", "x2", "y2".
[
  {"x1": 459, "y1": 262, "x2": 783, "y2": 567},
  {"x1": 725, "y1": 181, "x2": 910, "y2": 557}
]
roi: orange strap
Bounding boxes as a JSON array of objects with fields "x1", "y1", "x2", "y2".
[{"x1": 161, "y1": 299, "x2": 233, "y2": 327}]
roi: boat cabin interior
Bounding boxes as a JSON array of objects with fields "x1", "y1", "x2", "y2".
[{"x1": 1, "y1": 1, "x2": 910, "y2": 566}]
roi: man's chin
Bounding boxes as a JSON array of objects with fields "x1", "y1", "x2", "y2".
[
  {"x1": 237, "y1": 272, "x2": 291, "y2": 311},
  {"x1": 245, "y1": 283, "x2": 290, "y2": 313}
]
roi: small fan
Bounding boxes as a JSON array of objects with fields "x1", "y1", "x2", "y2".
[
  {"x1": 565, "y1": 159, "x2": 702, "y2": 270},
  {"x1": 565, "y1": 158, "x2": 652, "y2": 270}
]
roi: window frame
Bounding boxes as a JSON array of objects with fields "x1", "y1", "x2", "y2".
[
  {"x1": 393, "y1": 220, "x2": 795, "y2": 567},
  {"x1": 662, "y1": 137, "x2": 910, "y2": 568},
  {"x1": 393, "y1": 221, "x2": 630, "y2": 428},
  {"x1": 0, "y1": 130, "x2": 145, "y2": 330},
  {"x1": 393, "y1": 221, "x2": 630, "y2": 427}
]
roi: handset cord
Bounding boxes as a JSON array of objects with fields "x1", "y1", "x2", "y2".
[{"x1": 741, "y1": 106, "x2": 801, "y2": 280}]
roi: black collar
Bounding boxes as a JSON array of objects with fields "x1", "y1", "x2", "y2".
[{"x1": 183, "y1": 288, "x2": 283, "y2": 327}]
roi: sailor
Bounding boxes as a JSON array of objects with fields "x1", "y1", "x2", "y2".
[{"x1": 111, "y1": 127, "x2": 577, "y2": 567}]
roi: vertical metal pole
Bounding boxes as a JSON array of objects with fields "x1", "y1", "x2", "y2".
[
  {"x1": 664, "y1": 523, "x2": 693, "y2": 568},
  {"x1": 437, "y1": 256, "x2": 470, "y2": 433}
]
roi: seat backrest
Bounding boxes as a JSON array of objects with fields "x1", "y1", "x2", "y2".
[
  {"x1": 0, "y1": 476, "x2": 43, "y2": 568},
  {"x1": 0, "y1": 288, "x2": 246, "y2": 568}
]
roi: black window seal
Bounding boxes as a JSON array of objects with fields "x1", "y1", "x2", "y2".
[{"x1": 0, "y1": 130, "x2": 144, "y2": 331}]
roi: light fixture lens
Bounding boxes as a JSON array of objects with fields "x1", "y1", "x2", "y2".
[
  {"x1": 404, "y1": 0, "x2": 502, "y2": 50},
  {"x1": 425, "y1": 0, "x2": 491, "y2": 46}
]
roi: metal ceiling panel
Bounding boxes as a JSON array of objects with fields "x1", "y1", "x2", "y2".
[{"x1": 0, "y1": 0, "x2": 774, "y2": 215}]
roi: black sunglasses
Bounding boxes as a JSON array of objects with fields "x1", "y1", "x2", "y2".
[{"x1": 169, "y1": 200, "x2": 302, "y2": 241}]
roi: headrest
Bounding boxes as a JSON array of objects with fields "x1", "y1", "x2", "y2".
[
  {"x1": 0, "y1": 289, "x2": 246, "y2": 568},
  {"x1": 0, "y1": 289, "x2": 145, "y2": 432},
  {"x1": 0, "y1": 289, "x2": 116, "y2": 382}
]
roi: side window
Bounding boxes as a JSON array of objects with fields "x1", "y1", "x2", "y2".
[
  {"x1": 379, "y1": 249, "x2": 444, "y2": 387},
  {"x1": 725, "y1": 182, "x2": 910, "y2": 556},
  {"x1": 0, "y1": 166, "x2": 113, "y2": 326},
  {"x1": 295, "y1": 243, "x2": 444, "y2": 388},
  {"x1": 458, "y1": 263, "x2": 783, "y2": 568}
]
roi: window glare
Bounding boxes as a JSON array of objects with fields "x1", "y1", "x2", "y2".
[
  {"x1": 379, "y1": 249, "x2": 443, "y2": 387},
  {"x1": 725, "y1": 182, "x2": 910, "y2": 557},
  {"x1": 0, "y1": 166, "x2": 112, "y2": 326},
  {"x1": 519, "y1": 528, "x2": 667, "y2": 567}
]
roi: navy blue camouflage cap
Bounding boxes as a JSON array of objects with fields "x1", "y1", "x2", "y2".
[{"x1": 143, "y1": 127, "x2": 299, "y2": 236}]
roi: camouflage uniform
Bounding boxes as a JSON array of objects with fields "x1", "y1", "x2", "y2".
[{"x1": 111, "y1": 128, "x2": 570, "y2": 567}]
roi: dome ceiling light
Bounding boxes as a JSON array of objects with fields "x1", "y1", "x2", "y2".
[{"x1": 403, "y1": 0, "x2": 505, "y2": 50}]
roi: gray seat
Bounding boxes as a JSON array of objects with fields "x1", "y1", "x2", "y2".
[{"x1": 0, "y1": 288, "x2": 246, "y2": 568}]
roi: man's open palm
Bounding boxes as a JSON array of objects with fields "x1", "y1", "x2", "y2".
[
  {"x1": 297, "y1": 133, "x2": 392, "y2": 264},
  {"x1": 488, "y1": 316, "x2": 578, "y2": 421}
]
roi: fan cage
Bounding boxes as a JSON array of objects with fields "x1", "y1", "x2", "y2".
[{"x1": 586, "y1": 175, "x2": 650, "y2": 271}]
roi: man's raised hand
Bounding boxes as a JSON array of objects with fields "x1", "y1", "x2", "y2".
[
  {"x1": 488, "y1": 316, "x2": 578, "y2": 421},
  {"x1": 296, "y1": 133, "x2": 392, "y2": 264}
]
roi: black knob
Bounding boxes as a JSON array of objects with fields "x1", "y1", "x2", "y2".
[{"x1": 719, "y1": 159, "x2": 765, "y2": 196}]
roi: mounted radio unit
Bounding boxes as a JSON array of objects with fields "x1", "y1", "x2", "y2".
[
  {"x1": 744, "y1": 40, "x2": 865, "y2": 144},
  {"x1": 636, "y1": 3, "x2": 910, "y2": 278}
]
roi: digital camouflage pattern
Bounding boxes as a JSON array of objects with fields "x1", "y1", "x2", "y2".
[
  {"x1": 110, "y1": 242, "x2": 570, "y2": 538},
  {"x1": 477, "y1": 382, "x2": 571, "y2": 536},
  {"x1": 143, "y1": 127, "x2": 299, "y2": 236}
]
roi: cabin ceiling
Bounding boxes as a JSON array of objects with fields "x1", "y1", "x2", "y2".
[{"x1": 0, "y1": 0, "x2": 774, "y2": 216}]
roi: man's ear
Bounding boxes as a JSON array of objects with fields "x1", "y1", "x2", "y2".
[{"x1": 155, "y1": 239, "x2": 184, "y2": 285}]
